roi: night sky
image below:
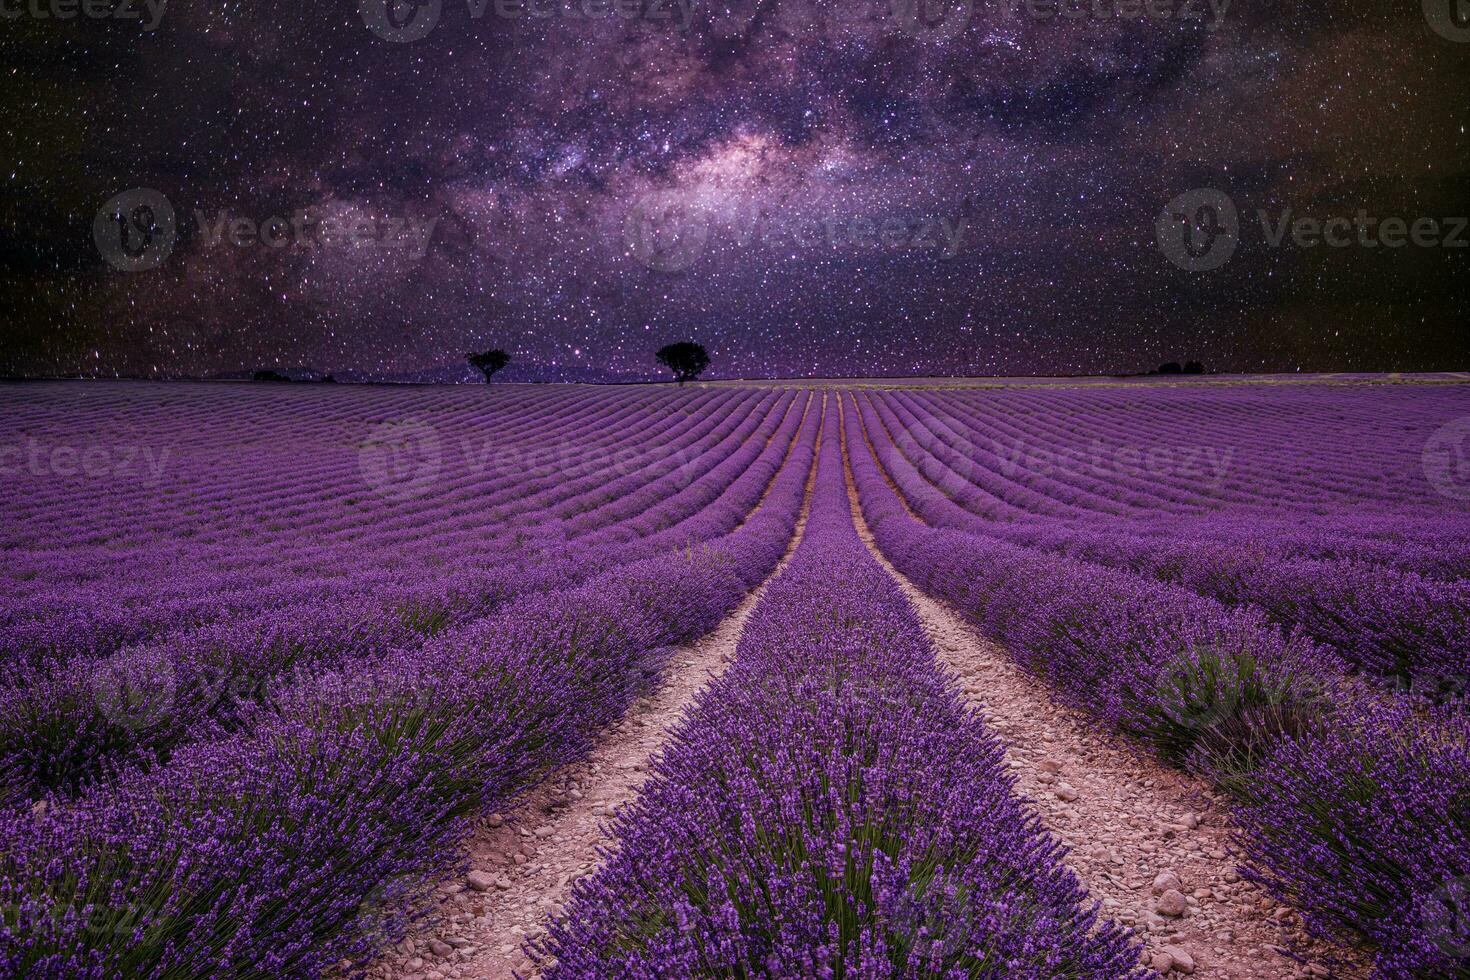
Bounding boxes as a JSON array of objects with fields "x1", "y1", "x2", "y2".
[{"x1": 1, "y1": 0, "x2": 1466, "y2": 381}]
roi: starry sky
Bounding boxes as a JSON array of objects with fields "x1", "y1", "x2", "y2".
[{"x1": 1, "y1": 0, "x2": 1466, "y2": 381}]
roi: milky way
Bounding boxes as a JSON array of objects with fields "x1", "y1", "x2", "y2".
[{"x1": 1, "y1": 0, "x2": 1466, "y2": 380}]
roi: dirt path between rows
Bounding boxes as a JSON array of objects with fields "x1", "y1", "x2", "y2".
[
  {"x1": 843, "y1": 485, "x2": 1367, "y2": 978},
  {"x1": 372, "y1": 400, "x2": 822, "y2": 980}
]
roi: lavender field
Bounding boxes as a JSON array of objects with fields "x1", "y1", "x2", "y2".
[{"x1": 1, "y1": 377, "x2": 1468, "y2": 979}]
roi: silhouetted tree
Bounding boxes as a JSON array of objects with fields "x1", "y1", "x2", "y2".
[
  {"x1": 1157, "y1": 362, "x2": 1184, "y2": 375},
  {"x1": 252, "y1": 369, "x2": 291, "y2": 383},
  {"x1": 467, "y1": 349, "x2": 511, "y2": 382},
  {"x1": 656, "y1": 342, "x2": 710, "y2": 386},
  {"x1": 1183, "y1": 361, "x2": 1206, "y2": 375}
]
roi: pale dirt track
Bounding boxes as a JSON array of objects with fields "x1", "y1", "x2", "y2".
[
  {"x1": 842, "y1": 465, "x2": 1368, "y2": 979},
  {"x1": 373, "y1": 400, "x2": 820, "y2": 980}
]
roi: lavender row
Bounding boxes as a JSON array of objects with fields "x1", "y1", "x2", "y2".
[
  {"x1": 978, "y1": 519, "x2": 1470, "y2": 685},
  {"x1": 0, "y1": 389, "x2": 790, "y2": 667},
  {"x1": 0, "y1": 388, "x2": 781, "y2": 662},
  {"x1": 0, "y1": 394, "x2": 818, "y2": 803},
  {"x1": 0, "y1": 398, "x2": 819, "y2": 979},
  {"x1": 542, "y1": 405, "x2": 1149, "y2": 978},
  {"x1": 921, "y1": 384, "x2": 1467, "y2": 517},
  {"x1": 866, "y1": 392, "x2": 1470, "y2": 685},
  {"x1": 891, "y1": 386, "x2": 1470, "y2": 577},
  {"x1": 847, "y1": 394, "x2": 1470, "y2": 977}
]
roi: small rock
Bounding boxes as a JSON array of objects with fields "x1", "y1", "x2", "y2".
[
  {"x1": 1153, "y1": 871, "x2": 1183, "y2": 895},
  {"x1": 466, "y1": 871, "x2": 496, "y2": 893},
  {"x1": 1054, "y1": 784, "x2": 1079, "y2": 802},
  {"x1": 428, "y1": 939, "x2": 452, "y2": 958},
  {"x1": 1162, "y1": 945, "x2": 1195, "y2": 974},
  {"x1": 1156, "y1": 889, "x2": 1188, "y2": 917},
  {"x1": 1039, "y1": 759, "x2": 1064, "y2": 773},
  {"x1": 487, "y1": 813, "x2": 504, "y2": 828},
  {"x1": 1150, "y1": 952, "x2": 1175, "y2": 973}
]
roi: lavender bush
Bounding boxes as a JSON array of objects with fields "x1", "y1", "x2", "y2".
[{"x1": 542, "y1": 415, "x2": 1150, "y2": 978}]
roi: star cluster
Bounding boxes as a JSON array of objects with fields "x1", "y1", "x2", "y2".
[{"x1": 1, "y1": 0, "x2": 1466, "y2": 380}]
